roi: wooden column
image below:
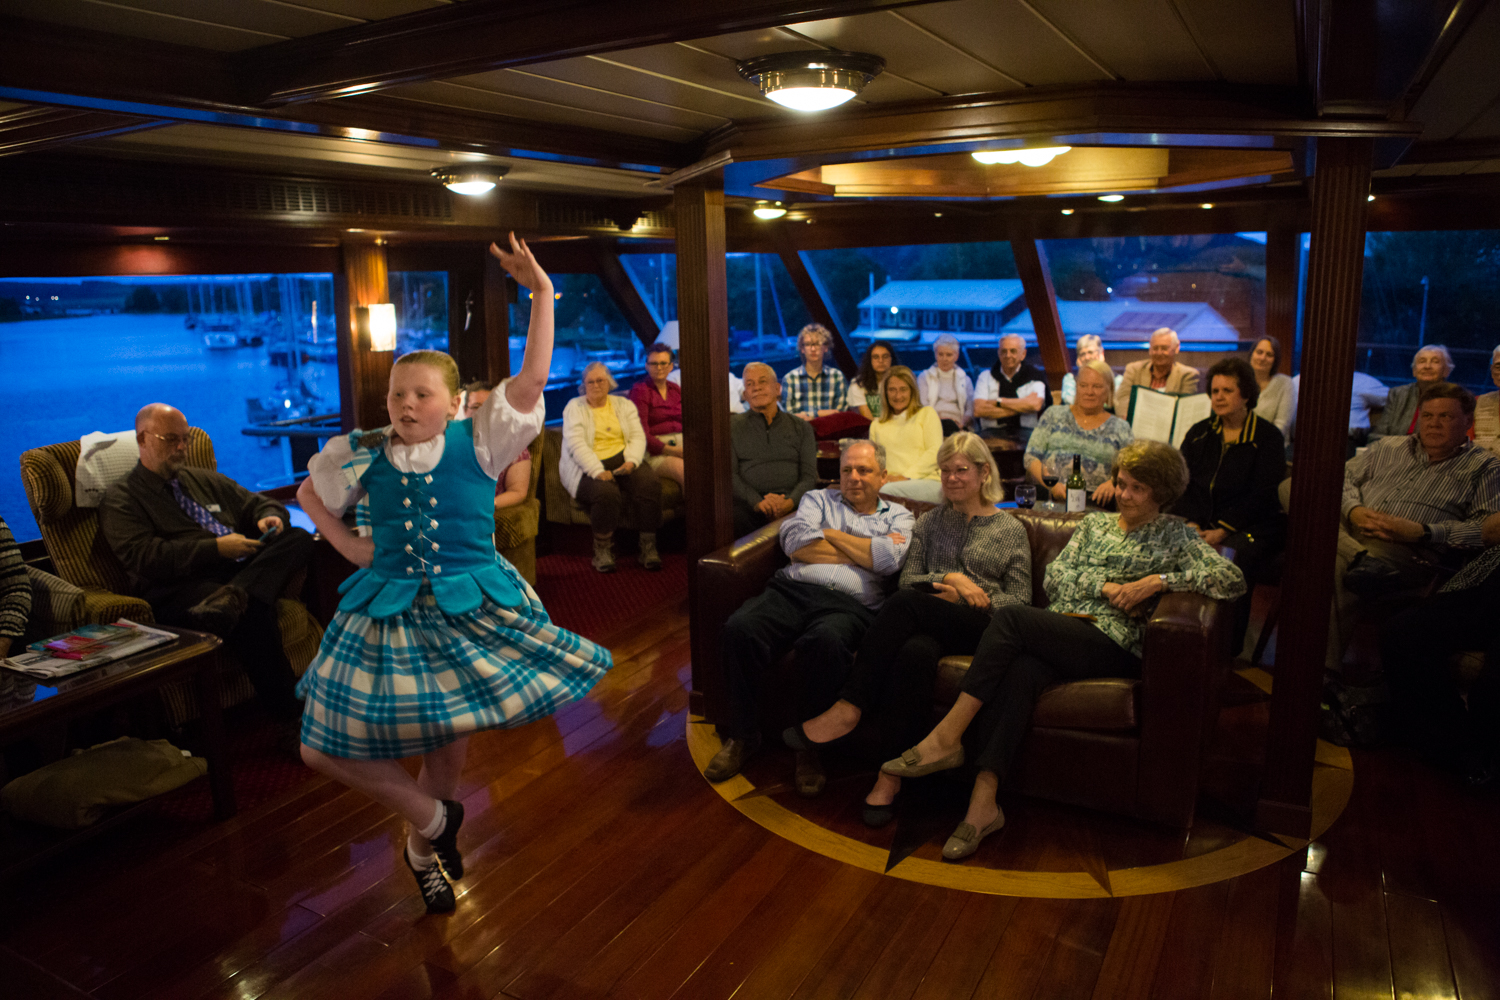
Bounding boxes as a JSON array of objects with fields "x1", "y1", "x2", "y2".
[
  {"x1": 1010, "y1": 239, "x2": 1069, "y2": 388},
  {"x1": 773, "y1": 232, "x2": 857, "y2": 377},
  {"x1": 591, "y1": 244, "x2": 661, "y2": 347},
  {"x1": 1256, "y1": 137, "x2": 1372, "y2": 838},
  {"x1": 335, "y1": 240, "x2": 390, "y2": 431},
  {"x1": 675, "y1": 173, "x2": 733, "y2": 721},
  {"x1": 482, "y1": 255, "x2": 513, "y2": 383},
  {"x1": 1265, "y1": 226, "x2": 1299, "y2": 373}
]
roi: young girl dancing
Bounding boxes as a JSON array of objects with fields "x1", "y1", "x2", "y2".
[{"x1": 295, "y1": 234, "x2": 612, "y2": 914}]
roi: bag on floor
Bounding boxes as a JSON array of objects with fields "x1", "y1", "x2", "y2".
[
  {"x1": 0, "y1": 737, "x2": 207, "y2": 829},
  {"x1": 1318, "y1": 677, "x2": 1391, "y2": 748}
]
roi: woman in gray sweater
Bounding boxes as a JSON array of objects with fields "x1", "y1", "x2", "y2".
[{"x1": 783, "y1": 432, "x2": 1031, "y2": 826}]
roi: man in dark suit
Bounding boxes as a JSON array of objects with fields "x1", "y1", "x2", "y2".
[{"x1": 100, "y1": 403, "x2": 314, "y2": 717}]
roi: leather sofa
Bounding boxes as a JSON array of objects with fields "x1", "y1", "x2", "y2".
[{"x1": 694, "y1": 503, "x2": 1234, "y2": 828}]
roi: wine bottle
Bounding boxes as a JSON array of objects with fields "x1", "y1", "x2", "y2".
[{"x1": 1066, "y1": 454, "x2": 1087, "y2": 512}]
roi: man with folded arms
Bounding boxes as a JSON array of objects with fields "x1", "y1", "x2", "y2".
[
  {"x1": 707, "y1": 440, "x2": 912, "y2": 796},
  {"x1": 100, "y1": 403, "x2": 314, "y2": 718},
  {"x1": 1332, "y1": 382, "x2": 1500, "y2": 674}
]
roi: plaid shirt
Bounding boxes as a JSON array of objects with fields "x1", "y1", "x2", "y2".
[{"x1": 781, "y1": 365, "x2": 848, "y2": 416}]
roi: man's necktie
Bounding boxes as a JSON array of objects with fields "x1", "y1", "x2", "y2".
[{"x1": 170, "y1": 479, "x2": 231, "y2": 538}]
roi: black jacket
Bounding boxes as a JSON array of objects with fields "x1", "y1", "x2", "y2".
[{"x1": 1173, "y1": 411, "x2": 1286, "y2": 540}]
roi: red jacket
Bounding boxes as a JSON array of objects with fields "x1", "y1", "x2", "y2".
[{"x1": 627, "y1": 378, "x2": 683, "y2": 455}]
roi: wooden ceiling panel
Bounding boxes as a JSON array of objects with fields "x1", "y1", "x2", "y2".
[
  {"x1": 1410, "y1": 0, "x2": 1500, "y2": 141},
  {"x1": 1455, "y1": 96, "x2": 1500, "y2": 142},
  {"x1": 1415, "y1": 160, "x2": 1488, "y2": 176},
  {"x1": 381, "y1": 80, "x2": 705, "y2": 141},
  {"x1": 431, "y1": 69, "x2": 727, "y2": 132},
  {"x1": 0, "y1": 0, "x2": 284, "y2": 50},
  {"x1": 93, "y1": 0, "x2": 361, "y2": 37},
  {"x1": 672, "y1": 27, "x2": 827, "y2": 62},
  {"x1": 287, "y1": 0, "x2": 444, "y2": 19},
  {"x1": 779, "y1": 12, "x2": 1020, "y2": 95},
  {"x1": 510, "y1": 54, "x2": 772, "y2": 123},
  {"x1": 837, "y1": 68, "x2": 951, "y2": 104},
  {"x1": 1022, "y1": 0, "x2": 1215, "y2": 82},
  {"x1": 897, "y1": 1, "x2": 1108, "y2": 87},
  {"x1": 1174, "y1": 0, "x2": 1297, "y2": 85}
]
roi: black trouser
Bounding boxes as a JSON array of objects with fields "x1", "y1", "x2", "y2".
[
  {"x1": 960, "y1": 605, "x2": 1140, "y2": 780},
  {"x1": 838, "y1": 588, "x2": 993, "y2": 762},
  {"x1": 719, "y1": 578, "x2": 875, "y2": 740},
  {"x1": 1379, "y1": 572, "x2": 1500, "y2": 770},
  {"x1": 733, "y1": 497, "x2": 773, "y2": 539},
  {"x1": 572, "y1": 451, "x2": 661, "y2": 535},
  {"x1": 145, "y1": 526, "x2": 314, "y2": 715},
  {"x1": 1222, "y1": 524, "x2": 1282, "y2": 657}
]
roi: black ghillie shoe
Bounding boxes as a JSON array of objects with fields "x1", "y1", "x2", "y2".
[
  {"x1": 405, "y1": 848, "x2": 455, "y2": 914},
  {"x1": 429, "y1": 799, "x2": 465, "y2": 880}
]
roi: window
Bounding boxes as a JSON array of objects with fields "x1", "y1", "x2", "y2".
[
  {"x1": 389, "y1": 271, "x2": 448, "y2": 354},
  {"x1": 0, "y1": 273, "x2": 339, "y2": 540},
  {"x1": 511, "y1": 272, "x2": 636, "y2": 391}
]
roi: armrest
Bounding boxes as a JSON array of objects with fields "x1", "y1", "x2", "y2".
[
  {"x1": 691, "y1": 517, "x2": 790, "y2": 724},
  {"x1": 22, "y1": 566, "x2": 86, "y2": 642},
  {"x1": 1134, "y1": 590, "x2": 1233, "y2": 825}
]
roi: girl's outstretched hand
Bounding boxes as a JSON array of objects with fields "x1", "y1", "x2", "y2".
[{"x1": 489, "y1": 232, "x2": 551, "y2": 293}]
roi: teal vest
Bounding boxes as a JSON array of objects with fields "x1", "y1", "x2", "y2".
[{"x1": 335, "y1": 420, "x2": 522, "y2": 618}]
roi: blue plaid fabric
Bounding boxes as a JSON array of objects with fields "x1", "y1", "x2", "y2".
[
  {"x1": 781, "y1": 365, "x2": 848, "y2": 416},
  {"x1": 170, "y1": 479, "x2": 231, "y2": 537}
]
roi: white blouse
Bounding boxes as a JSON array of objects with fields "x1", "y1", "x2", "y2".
[{"x1": 306, "y1": 380, "x2": 544, "y2": 517}]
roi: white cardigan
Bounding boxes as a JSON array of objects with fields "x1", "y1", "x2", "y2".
[{"x1": 559, "y1": 394, "x2": 648, "y2": 497}]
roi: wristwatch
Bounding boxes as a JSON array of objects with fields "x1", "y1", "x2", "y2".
[{"x1": 1419, "y1": 524, "x2": 1432, "y2": 543}]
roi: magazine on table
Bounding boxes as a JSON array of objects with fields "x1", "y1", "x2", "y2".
[
  {"x1": 2, "y1": 620, "x2": 178, "y2": 680},
  {"x1": 1125, "y1": 386, "x2": 1212, "y2": 449}
]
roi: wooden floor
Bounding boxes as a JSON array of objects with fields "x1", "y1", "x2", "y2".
[{"x1": 2, "y1": 595, "x2": 1498, "y2": 1000}]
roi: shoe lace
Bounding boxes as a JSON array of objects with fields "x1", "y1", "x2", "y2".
[{"x1": 415, "y1": 860, "x2": 448, "y2": 897}]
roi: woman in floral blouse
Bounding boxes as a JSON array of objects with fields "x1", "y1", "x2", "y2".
[{"x1": 881, "y1": 438, "x2": 1246, "y2": 861}]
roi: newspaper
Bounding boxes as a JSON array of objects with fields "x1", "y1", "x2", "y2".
[{"x1": 2, "y1": 620, "x2": 178, "y2": 680}]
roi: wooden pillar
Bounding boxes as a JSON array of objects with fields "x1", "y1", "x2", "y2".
[
  {"x1": 591, "y1": 243, "x2": 661, "y2": 347},
  {"x1": 774, "y1": 233, "x2": 857, "y2": 377},
  {"x1": 1256, "y1": 137, "x2": 1372, "y2": 838},
  {"x1": 1011, "y1": 239, "x2": 1069, "y2": 389},
  {"x1": 1265, "y1": 226, "x2": 1299, "y2": 373},
  {"x1": 482, "y1": 255, "x2": 513, "y2": 384},
  {"x1": 335, "y1": 240, "x2": 390, "y2": 431},
  {"x1": 675, "y1": 173, "x2": 733, "y2": 720}
]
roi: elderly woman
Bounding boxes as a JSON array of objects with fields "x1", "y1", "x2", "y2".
[
  {"x1": 1372, "y1": 345, "x2": 1454, "y2": 440},
  {"x1": 847, "y1": 341, "x2": 898, "y2": 420},
  {"x1": 917, "y1": 334, "x2": 975, "y2": 436},
  {"x1": 783, "y1": 433, "x2": 1030, "y2": 826},
  {"x1": 1060, "y1": 334, "x2": 1121, "y2": 407},
  {"x1": 881, "y1": 439, "x2": 1245, "y2": 860},
  {"x1": 1248, "y1": 336, "x2": 1297, "y2": 437},
  {"x1": 1024, "y1": 360, "x2": 1133, "y2": 507},
  {"x1": 1175, "y1": 356, "x2": 1286, "y2": 653},
  {"x1": 1475, "y1": 344, "x2": 1500, "y2": 456},
  {"x1": 869, "y1": 365, "x2": 945, "y2": 504},
  {"x1": 627, "y1": 342, "x2": 685, "y2": 490},
  {"x1": 560, "y1": 361, "x2": 663, "y2": 573}
]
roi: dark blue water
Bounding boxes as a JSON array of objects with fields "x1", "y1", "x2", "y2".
[{"x1": 3, "y1": 314, "x2": 338, "y2": 541}]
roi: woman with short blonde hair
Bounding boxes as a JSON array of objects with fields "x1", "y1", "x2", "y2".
[{"x1": 937, "y1": 431, "x2": 1004, "y2": 505}]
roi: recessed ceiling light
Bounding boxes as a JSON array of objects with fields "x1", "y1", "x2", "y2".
[
  {"x1": 1060, "y1": 209, "x2": 1075, "y2": 215},
  {"x1": 1367, "y1": 194, "x2": 1376, "y2": 202},
  {"x1": 153, "y1": 235, "x2": 169, "y2": 241},
  {"x1": 431, "y1": 165, "x2": 508, "y2": 196},
  {"x1": 1200, "y1": 203, "x2": 1214, "y2": 209},
  {"x1": 753, "y1": 202, "x2": 787, "y2": 220},
  {"x1": 1098, "y1": 194, "x2": 1125, "y2": 203},
  {"x1": 971, "y1": 146, "x2": 1072, "y2": 167},
  {"x1": 737, "y1": 51, "x2": 885, "y2": 112}
]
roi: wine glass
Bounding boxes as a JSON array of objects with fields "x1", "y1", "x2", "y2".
[
  {"x1": 1014, "y1": 484, "x2": 1036, "y2": 509},
  {"x1": 1040, "y1": 471, "x2": 1060, "y2": 510}
]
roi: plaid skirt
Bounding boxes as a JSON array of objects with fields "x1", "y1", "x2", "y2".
[{"x1": 296, "y1": 568, "x2": 611, "y2": 759}]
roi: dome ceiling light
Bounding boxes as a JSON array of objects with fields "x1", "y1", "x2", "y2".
[
  {"x1": 971, "y1": 146, "x2": 1072, "y2": 167},
  {"x1": 431, "y1": 165, "x2": 509, "y2": 196},
  {"x1": 753, "y1": 201, "x2": 787, "y2": 219},
  {"x1": 736, "y1": 51, "x2": 885, "y2": 112}
]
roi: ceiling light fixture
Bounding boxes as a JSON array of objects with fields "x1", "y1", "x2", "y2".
[
  {"x1": 1367, "y1": 194, "x2": 1376, "y2": 202},
  {"x1": 971, "y1": 146, "x2": 1072, "y2": 167},
  {"x1": 753, "y1": 201, "x2": 787, "y2": 220},
  {"x1": 1060, "y1": 209, "x2": 1075, "y2": 215},
  {"x1": 1200, "y1": 203, "x2": 1214, "y2": 209},
  {"x1": 431, "y1": 165, "x2": 509, "y2": 196},
  {"x1": 737, "y1": 51, "x2": 885, "y2": 112},
  {"x1": 1098, "y1": 194, "x2": 1125, "y2": 203}
]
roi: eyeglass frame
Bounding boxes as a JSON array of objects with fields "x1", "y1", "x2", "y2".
[{"x1": 146, "y1": 431, "x2": 190, "y2": 448}]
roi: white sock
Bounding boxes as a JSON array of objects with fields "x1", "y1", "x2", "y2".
[
  {"x1": 408, "y1": 847, "x2": 438, "y2": 870},
  {"x1": 418, "y1": 799, "x2": 446, "y2": 840}
]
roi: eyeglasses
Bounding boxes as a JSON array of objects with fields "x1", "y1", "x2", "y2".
[
  {"x1": 646, "y1": 361, "x2": 673, "y2": 368},
  {"x1": 147, "y1": 432, "x2": 188, "y2": 448}
]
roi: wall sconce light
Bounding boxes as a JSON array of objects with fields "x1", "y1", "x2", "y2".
[{"x1": 359, "y1": 303, "x2": 398, "y2": 352}]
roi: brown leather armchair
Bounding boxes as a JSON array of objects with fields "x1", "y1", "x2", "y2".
[{"x1": 695, "y1": 506, "x2": 1234, "y2": 828}]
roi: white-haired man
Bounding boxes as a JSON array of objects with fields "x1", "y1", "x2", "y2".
[
  {"x1": 1115, "y1": 327, "x2": 1201, "y2": 416},
  {"x1": 781, "y1": 323, "x2": 848, "y2": 419},
  {"x1": 974, "y1": 333, "x2": 1047, "y2": 443},
  {"x1": 732, "y1": 362, "x2": 818, "y2": 537}
]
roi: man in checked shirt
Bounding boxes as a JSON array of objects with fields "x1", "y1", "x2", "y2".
[{"x1": 1332, "y1": 382, "x2": 1500, "y2": 674}]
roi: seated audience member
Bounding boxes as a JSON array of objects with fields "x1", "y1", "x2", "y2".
[
  {"x1": 667, "y1": 365, "x2": 744, "y2": 414},
  {"x1": 1060, "y1": 334, "x2": 1121, "y2": 407},
  {"x1": 1474, "y1": 345, "x2": 1500, "y2": 456},
  {"x1": 1249, "y1": 336, "x2": 1297, "y2": 438},
  {"x1": 1380, "y1": 512, "x2": 1500, "y2": 787},
  {"x1": 560, "y1": 362, "x2": 663, "y2": 573},
  {"x1": 869, "y1": 365, "x2": 945, "y2": 504},
  {"x1": 1114, "y1": 327, "x2": 1201, "y2": 416},
  {"x1": 1292, "y1": 368, "x2": 1390, "y2": 454},
  {"x1": 1329, "y1": 382, "x2": 1500, "y2": 674},
  {"x1": 784, "y1": 433, "x2": 1030, "y2": 826},
  {"x1": 731, "y1": 362, "x2": 818, "y2": 538},
  {"x1": 466, "y1": 383, "x2": 531, "y2": 510},
  {"x1": 1371, "y1": 345, "x2": 1453, "y2": 440},
  {"x1": 0, "y1": 515, "x2": 31, "y2": 662},
  {"x1": 1024, "y1": 360, "x2": 1132, "y2": 507},
  {"x1": 880, "y1": 440, "x2": 1245, "y2": 860},
  {"x1": 1174, "y1": 357, "x2": 1287, "y2": 653},
  {"x1": 848, "y1": 341, "x2": 898, "y2": 420},
  {"x1": 100, "y1": 403, "x2": 314, "y2": 719},
  {"x1": 706, "y1": 440, "x2": 913, "y2": 793},
  {"x1": 974, "y1": 333, "x2": 1047, "y2": 444},
  {"x1": 781, "y1": 323, "x2": 848, "y2": 419},
  {"x1": 628, "y1": 343, "x2": 685, "y2": 490},
  {"x1": 916, "y1": 334, "x2": 975, "y2": 435}
]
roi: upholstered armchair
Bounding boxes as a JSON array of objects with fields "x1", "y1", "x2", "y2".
[
  {"x1": 494, "y1": 433, "x2": 544, "y2": 586},
  {"x1": 540, "y1": 426, "x2": 683, "y2": 527}
]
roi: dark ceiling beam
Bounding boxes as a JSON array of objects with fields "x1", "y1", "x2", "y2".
[
  {"x1": 0, "y1": 105, "x2": 165, "y2": 157},
  {"x1": 1399, "y1": 137, "x2": 1500, "y2": 164},
  {"x1": 240, "y1": 0, "x2": 943, "y2": 105},
  {"x1": 1305, "y1": 0, "x2": 1469, "y2": 116}
]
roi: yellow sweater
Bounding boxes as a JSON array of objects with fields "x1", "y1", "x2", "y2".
[{"x1": 870, "y1": 406, "x2": 943, "y2": 481}]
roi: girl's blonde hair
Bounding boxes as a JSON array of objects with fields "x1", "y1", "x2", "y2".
[
  {"x1": 394, "y1": 350, "x2": 461, "y2": 396},
  {"x1": 878, "y1": 365, "x2": 922, "y2": 422},
  {"x1": 936, "y1": 431, "x2": 1003, "y2": 504}
]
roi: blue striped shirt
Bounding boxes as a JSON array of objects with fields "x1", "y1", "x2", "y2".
[
  {"x1": 777, "y1": 488, "x2": 914, "y2": 607},
  {"x1": 1342, "y1": 437, "x2": 1500, "y2": 549}
]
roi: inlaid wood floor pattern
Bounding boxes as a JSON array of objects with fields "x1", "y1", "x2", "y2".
[{"x1": 2, "y1": 597, "x2": 1497, "y2": 999}]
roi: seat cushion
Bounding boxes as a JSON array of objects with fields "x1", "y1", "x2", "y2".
[{"x1": 935, "y1": 655, "x2": 1139, "y2": 731}]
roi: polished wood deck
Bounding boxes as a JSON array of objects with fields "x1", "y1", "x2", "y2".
[{"x1": 2, "y1": 595, "x2": 1497, "y2": 1000}]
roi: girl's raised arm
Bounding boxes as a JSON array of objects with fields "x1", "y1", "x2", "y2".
[{"x1": 491, "y1": 232, "x2": 554, "y2": 415}]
